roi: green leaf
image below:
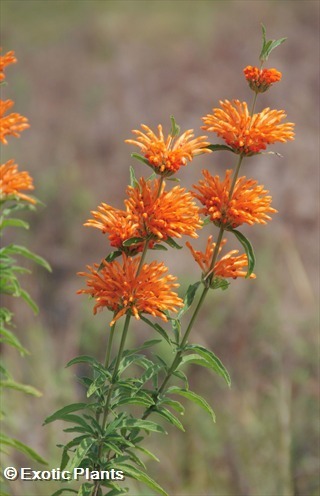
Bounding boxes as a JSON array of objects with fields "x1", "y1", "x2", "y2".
[
  {"x1": 122, "y1": 236, "x2": 145, "y2": 247},
  {"x1": 77, "y1": 483, "x2": 95, "y2": 496},
  {"x1": 135, "y1": 445, "x2": 160, "y2": 462},
  {"x1": 66, "y1": 355, "x2": 102, "y2": 369},
  {"x1": 151, "y1": 243, "x2": 168, "y2": 251},
  {"x1": 167, "y1": 386, "x2": 216, "y2": 422},
  {"x1": 163, "y1": 237, "x2": 182, "y2": 249},
  {"x1": 0, "y1": 327, "x2": 29, "y2": 355},
  {"x1": 259, "y1": 23, "x2": 286, "y2": 62},
  {"x1": 120, "y1": 418, "x2": 166, "y2": 434},
  {"x1": 98, "y1": 251, "x2": 122, "y2": 269},
  {"x1": 2, "y1": 244, "x2": 51, "y2": 272},
  {"x1": 116, "y1": 463, "x2": 168, "y2": 496},
  {"x1": 0, "y1": 380, "x2": 42, "y2": 397},
  {"x1": 44, "y1": 403, "x2": 88, "y2": 425},
  {"x1": 159, "y1": 397, "x2": 185, "y2": 415},
  {"x1": 228, "y1": 229, "x2": 255, "y2": 277},
  {"x1": 0, "y1": 434, "x2": 47, "y2": 464},
  {"x1": 170, "y1": 115, "x2": 180, "y2": 137},
  {"x1": 178, "y1": 353, "x2": 213, "y2": 369},
  {"x1": 140, "y1": 315, "x2": 171, "y2": 344},
  {"x1": 0, "y1": 218, "x2": 29, "y2": 230},
  {"x1": 129, "y1": 165, "x2": 140, "y2": 188},
  {"x1": 51, "y1": 489, "x2": 78, "y2": 496},
  {"x1": 207, "y1": 144, "x2": 236, "y2": 153},
  {"x1": 131, "y1": 152, "x2": 152, "y2": 168},
  {"x1": 61, "y1": 415, "x2": 95, "y2": 434},
  {"x1": 153, "y1": 407, "x2": 185, "y2": 431},
  {"x1": 184, "y1": 344, "x2": 231, "y2": 387},
  {"x1": 178, "y1": 281, "x2": 201, "y2": 318},
  {"x1": 19, "y1": 288, "x2": 39, "y2": 314},
  {"x1": 65, "y1": 438, "x2": 95, "y2": 472},
  {"x1": 210, "y1": 277, "x2": 230, "y2": 291}
]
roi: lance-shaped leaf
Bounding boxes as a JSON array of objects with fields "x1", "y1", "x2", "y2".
[
  {"x1": 207, "y1": 144, "x2": 236, "y2": 153},
  {"x1": 183, "y1": 344, "x2": 231, "y2": 387},
  {"x1": 43, "y1": 403, "x2": 88, "y2": 425},
  {"x1": 0, "y1": 379, "x2": 42, "y2": 397},
  {"x1": 259, "y1": 23, "x2": 287, "y2": 62},
  {"x1": 177, "y1": 281, "x2": 201, "y2": 318},
  {"x1": 98, "y1": 250, "x2": 122, "y2": 270},
  {"x1": 228, "y1": 228, "x2": 255, "y2": 278},
  {"x1": 123, "y1": 236, "x2": 145, "y2": 247},
  {"x1": 64, "y1": 437, "x2": 95, "y2": 472},
  {"x1": 140, "y1": 315, "x2": 171, "y2": 344},
  {"x1": 131, "y1": 152, "x2": 152, "y2": 168},
  {"x1": 2, "y1": 244, "x2": 51, "y2": 272},
  {"x1": 170, "y1": 115, "x2": 180, "y2": 137},
  {"x1": 163, "y1": 237, "x2": 183, "y2": 249},
  {"x1": 129, "y1": 165, "x2": 140, "y2": 188},
  {"x1": 0, "y1": 433, "x2": 47, "y2": 464},
  {"x1": 115, "y1": 463, "x2": 168, "y2": 496},
  {"x1": 167, "y1": 386, "x2": 216, "y2": 422}
]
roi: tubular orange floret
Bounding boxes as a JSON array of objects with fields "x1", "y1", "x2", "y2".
[
  {"x1": 0, "y1": 50, "x2": 17, "y2": 82},
  {"x1": 85, "y1": 204, "x2": 139, "y2": 249},
  {"x1": 125, "y1": 123, "x2": 211, "y2": 175}
]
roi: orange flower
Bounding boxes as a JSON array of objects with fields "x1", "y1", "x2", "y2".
[
  {"x1": 85, "y1": 204, "x2": 139, "y2": 249},
  {"x1": 243, "y1": 66, "x2": 282, "y2": 92},
  {"x1": 202, "y1": 99, "x2": 294, "y2": 155},
  {"x1": 0, "y1": 50, "x2": 17, "y2": 82},
  {"x1": 0, "y1": 99, "x2": 29, "y2": 144},
  {"x1": 0, "y1": 160, "x2": 36, "y2": 204},
  {"x1": 192, "y1": 169, "x2": 277, "y2": 228},
  {"x1": 125, "y1": 124, "x2": 211, "y2": 175},
  {"x1": 78, "y1": 254, "x2": 183, "y2": 326},
  {"x1": 125, "y1": 177, "x2": 202, "y2": 241},
  {"x1": 186, "y1": 236, "x2": 256, "y2": 280}
]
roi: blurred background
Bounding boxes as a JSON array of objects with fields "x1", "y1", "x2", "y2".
[{"x1": 1, "y1": 1, "x2": 319, "y2": 495}]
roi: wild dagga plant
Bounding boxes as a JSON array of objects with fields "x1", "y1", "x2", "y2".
[
  {"x1": 0, "y1": 51, "x2": 51, "y2": 486},
  {"x1": 45, "y1": 26, "x2": 294, "y2": 496}
]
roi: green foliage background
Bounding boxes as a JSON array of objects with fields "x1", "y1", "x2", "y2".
[{"x1": 1, "y1": 1, "x2": 319, "y2": 495}]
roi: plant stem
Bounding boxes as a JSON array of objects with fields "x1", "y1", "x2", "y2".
[
  {"x1": 92, "y1": 313, "x2": 131, "y2": 496},
  {"x1": 228, "y1": 154, "x2": 244, "y2": 199},
  {"x1": 104, "y1": 320, "x2": 116, "y2": 369}
]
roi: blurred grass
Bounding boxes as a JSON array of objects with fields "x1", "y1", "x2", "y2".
[{"x1": 1, "y1": 1, "x2": 319, "y2": 495}]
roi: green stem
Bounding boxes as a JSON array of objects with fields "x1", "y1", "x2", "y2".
[
  {"x1": 92, "y1": 313, "x2": 131, "y2": 496},
  {"x1": 104, "y1": 320, "x2": 116, "y2": 369},
  {"x1": 228, "y1": 154, "x2": 244, "y2": 199}
]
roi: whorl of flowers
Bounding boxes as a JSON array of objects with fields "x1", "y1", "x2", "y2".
[
  {"x1": 243, "y1": 65, "x2": 282, "y2": 92},
  {"x1": 201, "y1": 99, "x2": 294, "y2": 155},
  {"x1": 192, "y1": 169, "x2": 277, "y2": 229},
  {"x1": 78, "y1": 254, "x2": 183, "y2": 326},
  {"x1": 126, "y1": 124, "x2": 211, "y2": 175}
]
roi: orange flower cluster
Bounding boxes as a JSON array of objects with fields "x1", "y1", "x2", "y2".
[
  {"x1": 186, "y1": 236, "x2": 256, "y2": 280},
  {"x1": 0, "y1": 50, "x2": 17, "y2": 81},
  {"x1": 78, "y1": 255, "x2": 183, "y2": 326},
  {"x1": 243, "y1": 65, "x2": 282, "y2": 93},
  {"x1": 126, "y1": 124, "x2": 211, "y2": 175},
  {"x1": 0, "y1": 160, "x2": 35, "y2": 204},
  {"x1": 0, "y1": 52, "x2": 34, "y2": 205},
  {"x1": 125, "y1": 178, "x2": 202, "y2": 241},
  {"x1": 86, "y1": 177, "x2": 201, "y2": 250},
  {"x1": 0, "y1": 99, "x2": 29, "y2": 144},
  {"x1": 192, "y1": 169, "x2": 277, "y2": 228},
  {"x1": 202, "y1": 99, "x2": 294, "y2": 155}
]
